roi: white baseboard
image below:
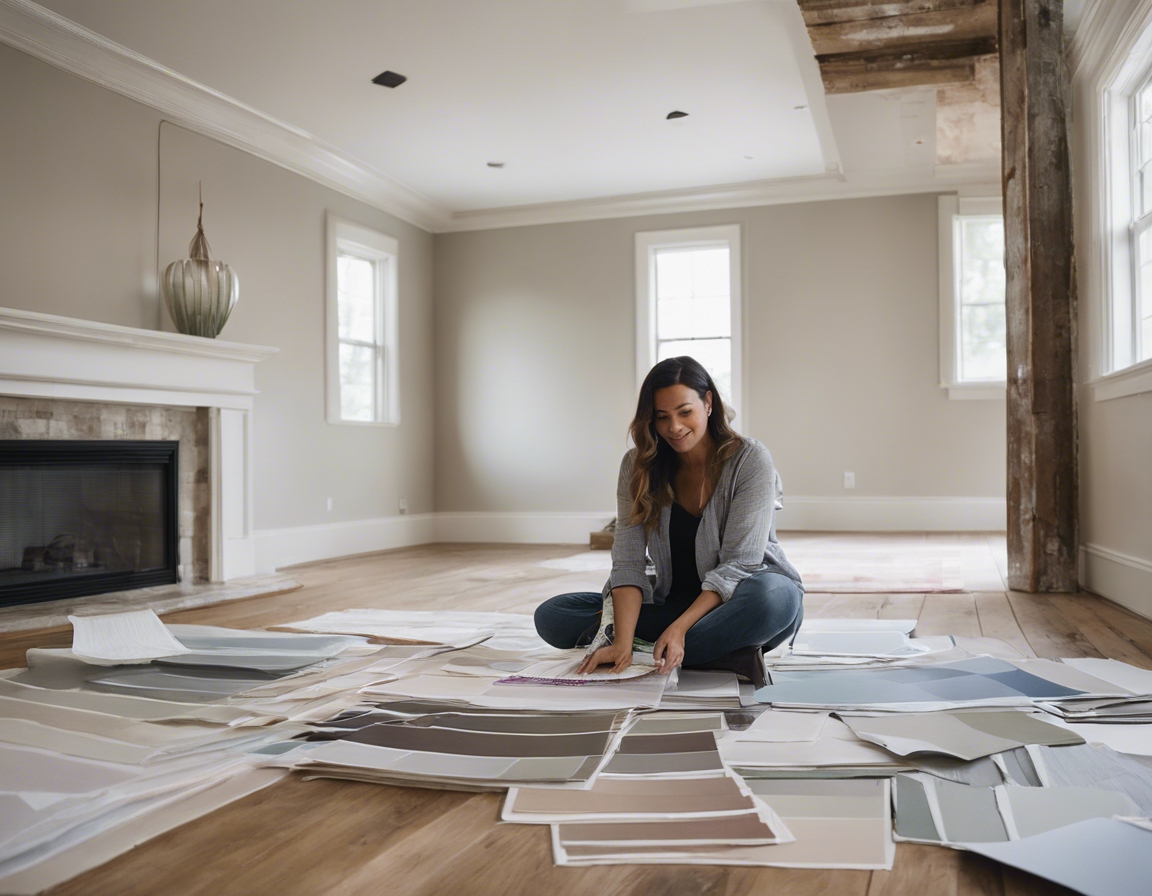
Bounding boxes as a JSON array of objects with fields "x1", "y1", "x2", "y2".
[
  {"x1": 254, "y1": 513, "x2": 436, "y2": 574},
  {"x1": 1080, "y1": 543, "x2": 1152, "y2": 619},
  {"x1": 433, "y1": 512, "x2": 615, "y2": 545},
  {"x1": 252, "y1": 499, "x2": 1007, "y2": 573},
  {"x1": 776, "y1": 496, "x2": 1006, "y2": 532}
]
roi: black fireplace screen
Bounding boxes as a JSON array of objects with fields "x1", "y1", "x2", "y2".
[{"x1": 0, "y1": 441, "x2": 179, "y2": 607}]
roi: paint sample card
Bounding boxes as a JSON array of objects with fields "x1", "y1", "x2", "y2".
[
  {"x1": 557, "y1": 812, "x2": 785, "y2": 847},
  {"x1": 841, "y1": 710, "x2": 1082, "y2": 760},
  {"x1": 503, "y1": 774, "x2": 757, "y2": 823},
  {"x1": 729, "y1": 710, "x2": 828, "y2": 743},
  {"x1": 555, "y1": 779, "x2": 893, "y2": 869},
  {"x1": 963, "y1": 818, "x2": 1152, "y2": 896},
  {"x1": 756, "y1": 658, "x2": 1086, "y2": 710},
  {"x1": 69, "y1": 610, "x2": 189, "y2": 665}
]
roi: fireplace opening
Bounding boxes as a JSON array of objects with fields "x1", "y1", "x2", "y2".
[{"x1": 0, "y1": 441, "x2": 179, "y2": 607}]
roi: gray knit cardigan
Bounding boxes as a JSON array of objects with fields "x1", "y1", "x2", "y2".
[{"x1": 601, "y1": 437, "x2": 803, "y2": 605}]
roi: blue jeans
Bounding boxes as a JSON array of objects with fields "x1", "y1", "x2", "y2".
[{"x1": 533, "y1": 571, "x2": 804, "y2": 666}]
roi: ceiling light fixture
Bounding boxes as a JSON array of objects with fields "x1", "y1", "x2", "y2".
[
  {"x1": 666, "y1": 110, "x2": 688, "y2": 120},
  {"x1": 487, "y1": 162, "x2": 505, "y2": 169},
  {"x1": 793, "y1": 104, "x2": 808, "y2": 111},
  {"x1": 372, "y1": 71, "x2": 407, "y2": 88}
]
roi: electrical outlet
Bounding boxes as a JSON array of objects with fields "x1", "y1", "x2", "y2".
[
  {"x1": 843, "y1": 472, "x2": 856, "y2": 490},
  {"x1": 398, "y1": 498, "x2": 408, "y2": 515},
  {"x1": 326, "y1": 497, "x2": 333, "y2": 511}
]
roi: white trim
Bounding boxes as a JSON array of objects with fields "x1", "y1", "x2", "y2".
[
  {"x1": 444, "y1": 164, "x2": 1003, "y2": 232},
  {"x1": 937, "y1": 193, "x2": 1007, "y2": 397},
  {"x1": 324, "y1": 215, "x2": 400, "y2": 426},
  {"x1": 254, "y1": 514, "x2": 437, "y2": 574},
  {"x1": 0, "y1": 0, "x2": 449, "y2": 232},
  {"x1": 1080, "y1": 543, "x2": 1152, "y2": 620},
  {"x1": 433, "y1": 512, "x2": 616, "y2": 546},
  {"x1": 634, "y1": 224, "x2": 744, "y2": 418},
  {"x1": 947, "y1": 383, "x2": 1006, "y2": 400},
  {"x1": 775, "y1": 496, "x2": 1006, "y2": 532},
  {"x1": 251, "y1": 501, "x2": 1015, "y2": 571},
  {"x1": 254, "y1": 511, "x2": 613, "y2": 571},
  {"x1": 0, "y1": 306, "x2": 277, "y2": 363},
  {"x1": 1088, "y1": 355, "x2": 1152, "y2": 399}
]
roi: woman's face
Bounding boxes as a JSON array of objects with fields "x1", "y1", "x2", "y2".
[{"x1": 653, "y1": 384, "x2": 712, "y2": 455}]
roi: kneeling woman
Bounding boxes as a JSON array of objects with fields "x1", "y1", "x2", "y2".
[{"x1": 534, "y1": 356, "x2": 804, "y2": 685}]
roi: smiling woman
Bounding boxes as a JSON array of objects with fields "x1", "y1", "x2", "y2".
[{"x1": 533, "y1": 356, "x2": 804, "y2": 686}]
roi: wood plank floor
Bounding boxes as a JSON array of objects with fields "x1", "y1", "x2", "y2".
[{"x1": 3, "y1": 537, "x2": 1149, "y2": 896}]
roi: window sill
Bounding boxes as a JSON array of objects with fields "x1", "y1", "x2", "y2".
[
  {"x1": 325, "y1": 417, "x2": 400, "y2": 428},
  {"x1": 943, "y1": 382, "x2": 1006, "y2": 400},
  {"x1": 1089, "y1": 357, "x2": 1152, "y2": 401}
]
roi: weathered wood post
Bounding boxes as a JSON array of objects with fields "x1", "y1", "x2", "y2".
[{"x1": 999, "y1": 0, "x2": 1078, "y2": 592}]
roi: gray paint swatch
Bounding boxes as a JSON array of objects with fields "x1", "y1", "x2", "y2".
[
  {"x1": 894, "y1": 775, "x2": 939, "y2": 841},
  {"x1": 933, "y1": 778, "x2": 1007, "y2": 842},
  {"x1": 343, "y1": 723, "x2": 610, "y2": 757},
  {"x1": 964, "y1": 818, "x2": 1152, "y2": 896}
]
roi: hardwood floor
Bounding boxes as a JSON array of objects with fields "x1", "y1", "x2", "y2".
[{"x1": 4, "y1": 537, "x2": 1149, "y2": 896}]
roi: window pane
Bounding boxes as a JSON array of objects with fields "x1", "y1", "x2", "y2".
[
  {"x1": 960, "y1": 304, "x2": 1007, "y2": 382},
  {"x1": 1141, "y1": 83, "x2": 1152, "y2": 123},
  {"x1": 655, "y1": 250, "x2": 693, "y2": 301},
  {"x1": 655, "y1": 247, "x2": 731, "y2": 340},
  {"x1": 337, "y1": 254, "x2": 376, "y2": 343},
  {"x1": 959, "y1": 217, "x2": 1006, "y2": 306},
  {"x1": 1142, "y1": 315, "x2": 1152, "y2": 362},
  {"x1": 339, "y1": 342, "x2": 376, "y2": 421},
  {"x1": 657, "y1": 338, "x2": 732, "y2": 403}
]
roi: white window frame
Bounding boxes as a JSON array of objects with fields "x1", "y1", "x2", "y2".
[
  {"x1": 938, "y1": 194, "x2": 1007, "y2": 400},
  {"x1": 325, "y1": 214, "x2": 400, "y2": 426},
  {"x1": 1089, "y1": 8, "x2": 1152, "y2": 401},
  {"x1": 634, "y1": 224, "x2": 744, "y2": 421}
]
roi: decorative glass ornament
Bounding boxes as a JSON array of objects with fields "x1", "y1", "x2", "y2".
[{"x1": 162, "y1": 185, "x2": 239, "y2": 338}]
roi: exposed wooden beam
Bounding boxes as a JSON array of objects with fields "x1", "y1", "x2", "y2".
[
  {"x1": 1000, "y1": 0, "x2": 1078, "y2": 593},
  {"x1": 821, "y1": 60, "x2": 975, "y2": 94},
  {"x1": 799, "y1": 0, "x2": 989, "y2": 27},
  {"x1": 806, "y1": 2, "x2": 998, "y2": 56},
  {"x1": 816, "y1": 39, "x2": 995, "y2": 94},
  {"x1": 815, "y1": 36, "x2": 998, "y2": 66}
]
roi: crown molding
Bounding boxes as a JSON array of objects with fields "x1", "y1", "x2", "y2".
[
  {"x1": 441, "y1": 162, "x2": 1002, "y2": 232},
  {"x1": 1068, "y1": 0, "x2": 1152, "y2": 85},
  {"x1": 0, "y1": 0, "x2": 451, "y2": 232}
]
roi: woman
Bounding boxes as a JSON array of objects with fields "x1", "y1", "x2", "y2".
[{"x1": 533, "y1": 356, "x2": 804, "y2": 686}]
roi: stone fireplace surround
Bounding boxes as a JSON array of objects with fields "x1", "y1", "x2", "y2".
[{"x1": 0, "y1": 306, "x2": 281, "y2": 624}]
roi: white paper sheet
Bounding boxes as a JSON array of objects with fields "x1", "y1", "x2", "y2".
[
  {"x1": 726, "y1": 710, "x2": 828, "y2": 743},
  {"x1": 1061, "y1": 658, "x2": 1152, "y2": 696},
  {"x1": 69, "y1": 610, "x2": 189, "y2": 665}
]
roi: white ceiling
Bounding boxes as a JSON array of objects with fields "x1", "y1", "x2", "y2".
[{"x1": 35, "y1": 0, "x2": 840, "y2": 213}]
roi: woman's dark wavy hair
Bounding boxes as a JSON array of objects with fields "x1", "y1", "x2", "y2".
[{"x1": 626, "y1": 356, "x2": 742, "y2": 531}]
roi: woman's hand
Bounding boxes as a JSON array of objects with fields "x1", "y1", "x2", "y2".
[
  {"x1": 577, "y1": 641, "x2": 632, "y2": 675},
  {"x1": 653, "y1": 624, "x2": 687, "y2": 674}
]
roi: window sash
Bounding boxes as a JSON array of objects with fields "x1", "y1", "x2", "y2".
[
  {"x1": 335, "y1": 248, "x2": 387, "y2": 422},
  {"x1": 951, "y1": 213, "x2": 1007, "y2": 385}
]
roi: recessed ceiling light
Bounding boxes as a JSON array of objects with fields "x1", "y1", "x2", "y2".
[
  {"x1": 744, "y1": 155, "x2": 754, "y2": 160},
  {"x1": 666, "y1": 110, "x2": 688, "y2": 120},
  {"x1": 372, "y1": 71, "x2": 407, "y2": 88},
  {"x1": 793, "y1": 104, "x2": 808, "y2": 111},
  {"x1": 487, "y1": 162, "x2": 505, "y2": 169}
]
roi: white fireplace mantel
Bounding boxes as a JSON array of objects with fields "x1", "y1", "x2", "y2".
[{"x1": 0, "y1": 306, "x2": 278, "y2": 582}]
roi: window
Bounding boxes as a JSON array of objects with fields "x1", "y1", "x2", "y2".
[
  {"x1": 325, "y1": 215, "x2": 399, "y2": 425},
  {"x1": 1096, "y1": 21, "x2": 1152, "y2": 395},
  {"x1": 938, "y1": 195, "x2": 1006, "y2": 399},
  {"x1": 1130, "y1": 74, "x2": 1152, "y2": 364},
  {"x1": 635, "y1": 225, "x2": 742, "y2": 416}
]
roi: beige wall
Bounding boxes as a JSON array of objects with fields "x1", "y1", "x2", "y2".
[
  {"x1": 1070, "y1": 1, "x2": 1152, "y2": 618},
  {"x1": 0, "y1": 44, "x2": 436, "y2": 532},
  {"x1": 433, "y1": 196, "x2": 1006, "y2": 517}
]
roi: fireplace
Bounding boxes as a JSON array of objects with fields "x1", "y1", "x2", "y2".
[{"x1": 0, "y1": 441, "x2": 180, "y2": 607}]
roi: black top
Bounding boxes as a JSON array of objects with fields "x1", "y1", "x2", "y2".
[{"x1": 666, "y1": 501, "x2": 703, "y2": 605}]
